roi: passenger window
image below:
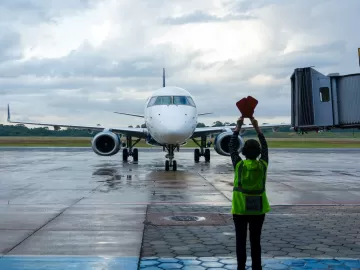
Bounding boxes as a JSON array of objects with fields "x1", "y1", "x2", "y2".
[
  {"x1": 154, "y1": 96, "x2": 172, "y2": 105},
  {"x1": 319, "y1": 87, "x2": 330, "y2": 102}
]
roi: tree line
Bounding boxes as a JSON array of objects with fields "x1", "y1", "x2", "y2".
[
  {"x1": 0, "y1": 123, "x2": 356, "y2": 137},
  {"x1": 0, "y1": 122, "x2": 255, "y2": 136}
]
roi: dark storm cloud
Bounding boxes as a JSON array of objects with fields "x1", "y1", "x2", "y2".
[
  {"x1": 0, "y1": 41, "x2": 205, "y2": 79},
  {"x1": 1, "y1": 0, "x2": 360, "y2": 127}
]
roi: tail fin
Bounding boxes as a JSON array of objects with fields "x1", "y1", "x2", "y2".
[
  {"x1": 162, "y1": 68, "x2": 165, "y2": 87},
  {"x1": 7, "y1": 104, "x2": 10, "y2": 122}
]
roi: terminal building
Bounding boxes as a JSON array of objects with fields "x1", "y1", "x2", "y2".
[{"x1": 290, "y1": 67, "x2": 360, "y2": 132}]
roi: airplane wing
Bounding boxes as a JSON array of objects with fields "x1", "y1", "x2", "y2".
[
  {"x1": 114, "y1": 112, "x2": 144, "y2": 118},
  {"x1": 192, "y1": 123, "x2": 292, "y2": 138},
  {"x1": 6, "y1": 105, "x2": 148, "y2": 138}
]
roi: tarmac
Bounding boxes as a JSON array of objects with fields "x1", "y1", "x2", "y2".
[{"x1": 0, "y1": 147, "x2": 359, "y2": 269}]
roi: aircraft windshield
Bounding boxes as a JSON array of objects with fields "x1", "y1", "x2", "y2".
[
  {"x1": 173, "y1": 96, "x2": 191, "y2": 105},
  {"x1": 154, "y1": 96, "x2": 172, "y2": 105},
  {"x1": 147, "y1": 96, "x2": 196, "y2": 107}
]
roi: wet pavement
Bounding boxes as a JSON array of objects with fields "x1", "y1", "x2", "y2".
[{"x1": 0, "y1": 147, "x2": 360, "y2": 269}]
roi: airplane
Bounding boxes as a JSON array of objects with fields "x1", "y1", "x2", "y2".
[{"x1": 6, "y1": 68, "x2": 292, "y2": 171}]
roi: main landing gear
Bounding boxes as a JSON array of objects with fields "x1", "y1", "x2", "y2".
[
  {"x1": 191, "y1": 136, "x2": 210, "y2": 163},
  {"x1": 164, "y1": 144, "x2": 178, "y2": 171},
  {"x1": 122, "y1": 135, "x2": 141, "y2": 162}
]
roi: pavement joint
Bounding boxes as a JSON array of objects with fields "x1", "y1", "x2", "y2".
[{"x1": 3, "y1": 197, "x2": 86, "y2": 255}]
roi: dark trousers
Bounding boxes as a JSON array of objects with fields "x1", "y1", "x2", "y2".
[{"x1": 233, "y1": 214, "x2": 265, "y2": 270}]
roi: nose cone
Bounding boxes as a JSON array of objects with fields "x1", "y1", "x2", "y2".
[
  {"x1": 151, "y1": 106, "x2": 197, "y2": 144},
  {"x1": 159, "y1": 121, "x2": 193, "y2": 144}
]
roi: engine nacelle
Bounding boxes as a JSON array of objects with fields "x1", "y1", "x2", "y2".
[
  {"x1": 91, "y1": 130, "x2": 121, "y2": 156},
  {"x1": 214, "y1": 131, "x2": 244, "y2": 156}
]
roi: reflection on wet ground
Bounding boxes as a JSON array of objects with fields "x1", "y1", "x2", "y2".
[{"x1": 0, "y1": 147, "x2": 359, "y2": 269}]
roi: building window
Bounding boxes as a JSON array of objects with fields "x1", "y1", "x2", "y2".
[{"x1": 319, "y1": 87, "x2": 330, "y2": 102}]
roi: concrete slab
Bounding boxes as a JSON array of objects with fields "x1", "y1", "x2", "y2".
[
  {"x1": 0, "y1": 147, "x2": 359, "y2": 270},
  {"x1": 0, "y1": 231, "x2": 33, "y2": 254},
  {"x1": 0, "y1": 205, "x2": 67, "y2": 230},
  {"x1": 40, "y1": 213, "x2": 145, "y2": 231},
  {"x1": 7, "y1": 231, "x2": 143, "y2": 256}
]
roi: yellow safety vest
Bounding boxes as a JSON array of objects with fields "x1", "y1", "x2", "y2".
[{"x1": 231, "y1": 159, "x2": 270, "y2": 215}]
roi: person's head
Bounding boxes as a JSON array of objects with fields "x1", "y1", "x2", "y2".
[{"x1": 241, "y1": 139, "x2": 261, "y2": 160}]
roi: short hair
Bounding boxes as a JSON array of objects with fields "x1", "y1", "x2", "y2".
[{"x1": 241, "y1": 139, "x2": 261, "y2": 159}]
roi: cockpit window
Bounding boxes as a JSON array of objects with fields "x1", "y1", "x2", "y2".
[
  {"x1": 154, "y1": 96, "x2": 172, "y2": 105},
  {"x1": 147, "y1": 95, "x2": 196, "y2": 107},
  {"x1": 173, "y1": 96, "x2": 189, "y2": 105},
  {"x1": 147, "y1": 96, "x2": 157, "y2": 107},
  {"x1": 186, "y1": 96, "x2": 196, "y2": 107},
  {"x1": 173, "y1": 96, "x2": 196, "y2": 107}
]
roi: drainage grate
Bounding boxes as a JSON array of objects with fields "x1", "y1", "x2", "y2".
[
  {"x1": 146, "y1": 213, "x2": 229, "y2": 226},
  {"x1": 169, "y1": 215, "x2": 203, "y2": 222}
]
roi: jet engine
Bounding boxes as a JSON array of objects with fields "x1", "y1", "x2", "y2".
[
  {"x1": 91, "y1": 130, "x2": 121, "y2": 156},
  {"x1": 214, "y1": 131, "x2": 244, "y2": 156}
]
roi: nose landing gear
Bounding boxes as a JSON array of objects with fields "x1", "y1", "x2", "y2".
[{"x1": 164, "y1": 144, "x2": 178, "y2": 171}]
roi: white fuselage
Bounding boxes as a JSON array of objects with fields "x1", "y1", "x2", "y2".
[{"x1": 144, "y1": 86, "x2": 198, "y2": 145}]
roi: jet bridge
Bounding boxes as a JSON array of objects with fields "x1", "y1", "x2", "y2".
[{"x1": 291, "y1": 67, "x2": 360, "y2": 132}]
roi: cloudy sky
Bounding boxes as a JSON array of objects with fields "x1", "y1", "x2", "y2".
[{"x1": 1, "y1": 0, "x2": 360, "y2": 128}]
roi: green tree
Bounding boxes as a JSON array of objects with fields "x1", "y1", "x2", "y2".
[{"x1": 212, "y1": 121, "x2": 223, "y2": 127}]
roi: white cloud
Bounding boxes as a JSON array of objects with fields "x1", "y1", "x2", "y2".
[{"x1": 1, "y1": 0, "x2": 360, "y2": 129}]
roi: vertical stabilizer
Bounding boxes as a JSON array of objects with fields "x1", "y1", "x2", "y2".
[
  {"x1": 7, "y1": 104, "x2": 10, "y2": 122},
  {"x1": 163, "y1": 68, "x2": 165, "y2": 87}
]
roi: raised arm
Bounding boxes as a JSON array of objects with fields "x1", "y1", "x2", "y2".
[
  {"x1": 251, "y1": 118, "x2": 268, "y2": 164},
  {"x1": 228, "y1": 117, "x2": 243, "y2": 168}
]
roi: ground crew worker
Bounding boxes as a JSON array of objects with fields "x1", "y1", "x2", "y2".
[{"x1": 228, "y1": 116, "x2": 270, "y2": 270}]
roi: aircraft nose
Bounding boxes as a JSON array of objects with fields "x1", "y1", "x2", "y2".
[{"x1": 160, "y1": 122, "x2": 191, "y2": 143}]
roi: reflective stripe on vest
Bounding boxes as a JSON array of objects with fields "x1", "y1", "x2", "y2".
[{"x1": 233, "y1": 160, "x2": 267, "y2": 195}]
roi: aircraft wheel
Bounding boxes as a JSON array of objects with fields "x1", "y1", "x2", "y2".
[
  {"x1": 194, "y1": 149, "x2": 200, "y2": 162},
  {"x1": 123, "y1": 148, "x2": 128, "y2": 161},
  {"x1": 172, "y1": 160, "x2": 177, "y2": 171},
  {"x1": 204, "y1": 149, "x2": 210, "y2": 162},
  {"x1": 165, "y1": 160, "x2": 170, "y2": 171},
  {"x1": 133, "y1": 148, "x2": 138, "y2": 161}
]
